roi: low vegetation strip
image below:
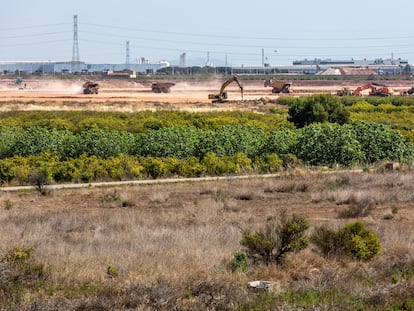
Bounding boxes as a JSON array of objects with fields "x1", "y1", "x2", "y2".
[{"x1": 0, "y1": 121, "x2": 411, "y2": 186}]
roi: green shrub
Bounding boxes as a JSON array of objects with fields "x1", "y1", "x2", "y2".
[
  {"x1": 228, "y1": 251, "x2": 248, "y2": 272},
  {"x1": 142, "y1": 157, "x2": 171, "y2": 179},
  {"x1": 311, "y1": 221, "x2": 381, "y2": 261},
  {"x1": 295, "y1": 124, "x2": 364, "y2": 166},
  {"x1": 352, "y1": 122, "x2": 412, "y2": 163},
  {"x1": 10, "y1": 126, "x2": 74, "y2": 158},
  {"x1": 0, "y1": 125, "x2": 23, "y2": 159},
  {"x1": 281, "y1": 153, "x2": 302, "y2": 168},
  {"x1": 265, "y1": 128, "x2": 298, "y2": 155},
  {"x1": 70, "y1": 129, "x2": 135, "y2": 159},
  {"x1": 288, "y1": 94, "x2": 350, "y2": 128},
  {"x1": 241, "y1": 210, "x2": 309, "y2": 265},
  {"x1": 135, "y1": 127, "x2": 202, "y2": 158},
  {"x1": 174, "y1": 157, "x2": 206, "y2": 177},
  {"x1": 1, "y1": 246, "x2": 46, "y2": 305},
  {"x1": 198, "y1": 125, "x2": 267, "y2": 158},
  {"x1": 254, "y1": 153, "x2": 283, "y2": 173},
  {"x1": 202, "y1": 153, "x2": 233, "y2": 175},
  {"x1": 107, "y1": 264, "x2": 119, "y2": 279}
]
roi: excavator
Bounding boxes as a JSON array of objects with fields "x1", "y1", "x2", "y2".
[
  {"x1": 208, "y1": 75, "x2": 244, "y2": 103},
  {"x1": 352, "y1": 83, "x2": 394, "y2": 96},
  {"x1": 264, "y1": 79, "x2": 292, "y2": 93}
]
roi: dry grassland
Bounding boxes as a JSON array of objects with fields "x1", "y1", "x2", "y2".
[{"x1": 1, "y1": 170, "x2": 414, "y2": 309}]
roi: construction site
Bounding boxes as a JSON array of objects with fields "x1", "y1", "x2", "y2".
[{"x1": 1, "y1": 75, "x2": 414, "y2": 113}]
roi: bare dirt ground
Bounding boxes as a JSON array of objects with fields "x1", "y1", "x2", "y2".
[{"x1": 1, "y1": 78, "x2": 413, "y2": 113}]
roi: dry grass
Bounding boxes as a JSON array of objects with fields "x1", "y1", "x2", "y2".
[{"x1": 1, "y1": 170, "x2": 414, "y2": 309}]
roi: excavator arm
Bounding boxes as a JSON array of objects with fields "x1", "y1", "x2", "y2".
[{"x1": 208, "y1": 75, "x2": 244, "y2": 103}]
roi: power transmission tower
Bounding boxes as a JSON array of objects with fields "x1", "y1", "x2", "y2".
[
  {"x1": 180, "y1": 53, "x2": 186, "y2": 67},
  {"x1": 126, "y1": 41, "x2": 130, "y2": 69},
  {"x1": 72, "y1": 14, "x2": 80, "y2": 72}
]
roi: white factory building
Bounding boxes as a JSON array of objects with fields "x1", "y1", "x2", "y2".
[{"x1": 0, "y1": 61, "x2": 166, "y2": 75}]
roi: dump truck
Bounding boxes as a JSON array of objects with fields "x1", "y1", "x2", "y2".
[
  {"x1": 151, "y1": 81, "x2": 175, "y2": 93},
  {"x1": 208, "y1": 75, "x2": 244, "y2": 103},
  {"x1": 264, "y1": 80, "x2": 292, "y2": 93},
  {"x1": 83, "y1": 81, "x2": 99, "y2": 94}
]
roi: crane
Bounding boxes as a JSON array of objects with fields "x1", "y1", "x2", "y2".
[{"x1": 208, "y1": 75, "x2": 244, "y2": 103}]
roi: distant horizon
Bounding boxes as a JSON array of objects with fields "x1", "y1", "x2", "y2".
[
  {"x1": 0, "y1": 55, "x2": 410, "y2": 67},
  {"x1": 2, "y1": 0, "x2": 413, "y2": 67}
]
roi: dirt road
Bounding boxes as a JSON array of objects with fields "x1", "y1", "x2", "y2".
[{"x1": 1, "y1": 78, "x2": 412, "y2": 113}]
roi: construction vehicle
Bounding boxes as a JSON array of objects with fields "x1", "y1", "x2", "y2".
[
  {"x1": 82, "y1": 81, "x2": 99, "y2": 94},
  {"x1": 264, "y1": 79, "x2": 292, "y2": 93},
  {"x1": 14, "y1": 76, "x2": 26, "y2": 90},
  {"x1": 336, "y1": 87, "x2": 353, "y2": 96},
  {"x1": 151, "y1": 81, "x2": 175, "y2": 93},
  {"x1": 353, "y1": 83, "x2": 394, "y2": 97},
  {"x1": 401, "y1": 87, "x2": 414, "y2": 95},
  {"x1": 208, "y1": 75, "x2": 244, "y2": 103}
]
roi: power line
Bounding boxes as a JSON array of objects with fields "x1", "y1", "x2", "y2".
[
  {"x1": 0, "y1": 39, "x2": 68, "y2": 48},
  {"x1": 0, "y1": 31, "x2": 71, "y2": 39},
  {"x1": 80, "y1": 30, "x2": 414, "y2": 51},
  {"x1": 81, "y1": 22, "x2": 414, "y2": 41},
  {"x1": 0, "y1": 23, "x2": 71, "y2": 32}
]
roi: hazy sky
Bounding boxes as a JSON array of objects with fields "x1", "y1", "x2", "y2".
[{"x1": 2, "y1": 0, "x2": 413, "y2": 66}]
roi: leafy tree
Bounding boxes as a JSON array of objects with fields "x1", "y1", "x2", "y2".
[
  {"x1": 135, "y1": 127, "x2": 202, "y2": 158},
  {"x1": 198, "y1": 125, "x2": 267, "y2": 158},
  {"x1": 288, "y1": 94, "x2": 350, "y2": 128},
  {"x1": 295, "y1": 124, "x2": 364, "y2": 166},
  {"x1": 10, "y1": 126, "x2": 74, "y2": 159},
  {"x1": 69, "y1": 129, "x2": 134, "y2": 159},
  {"x1": 264, "y1": 128, "x2": 299, "y2": 155},
  {"x1": 352, "y1": 122, "x2": 413, "y2": 163}
]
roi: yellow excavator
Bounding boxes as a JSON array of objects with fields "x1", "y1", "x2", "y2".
[{"x1": 208, "y1": 75, "x2": 244, "y2": 103}]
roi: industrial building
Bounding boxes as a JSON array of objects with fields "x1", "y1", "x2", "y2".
[
  {"x1": 0, "y1": 57, "x2": 410, "y2": 76},
  {"x1": 0, "y1": 61, "x2": 166, "y2": 75},
  {"x1": 292, "y1": 57, "x2": 410, "y2": 75}
]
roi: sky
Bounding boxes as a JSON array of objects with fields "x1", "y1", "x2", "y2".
[{"x1": 1, "y1": 0, "x2": 414, "y2": 66}]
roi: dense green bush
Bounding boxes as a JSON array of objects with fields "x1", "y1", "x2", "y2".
[
  {"x1": 135, "y1": 127, "x2": 202, "y2": 158},
  {"x1": 311, "y1": 221, "x2": 381, "y2": 260},
  {"x1": 295, "y1": 124, "x2": 364, "y2": 166},
  {"x1": 287, "y1": 94, "x2": 350, "y2": 128},
  {"x1": 352, "y1": 122, "x2": 413, "y2": 163},
  {"x1": 69, "y1": 129, "x2": 135, "y2": 159},
  {"x1": 228, "y1": 251, "x2": 249, "y2": 272},
  {"x1": 0, "y1": 121, "x2": 411, "y2": 179},
  {"x1": 0, "y1": 110, "x2": 289, "y2": 133},
  {"x1": 0, "y1": 125, "x2": 23, "y2": 158},
  {"x1": 9, "y1": 126, "x2": 74, "y2": 158},
  {"x1": 198, "y1": 125, "x2": 268, "y2": 158},
  {"x1": 265, "y1": 128, "x2": 298, "y2": 155},
  {"x1": 253, "y1": 153, "x2": 283, "y2": 173}
]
